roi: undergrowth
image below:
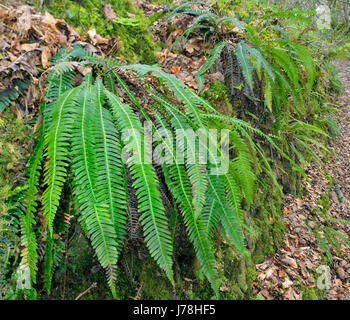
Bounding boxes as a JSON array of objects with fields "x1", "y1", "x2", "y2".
[
  {"x1": 1, "y1": 0, "x2": 347, "y2": 300},
  {"x1": 36, "y1": 0, "x2": 158, "y2": 63}
]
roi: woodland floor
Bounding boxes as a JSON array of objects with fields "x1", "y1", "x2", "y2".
[{"x1": 252, "y1": 59, "x2": 350, "y2": 300}]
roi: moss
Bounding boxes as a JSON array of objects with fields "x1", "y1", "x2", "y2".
[
  {"x1": 0, "y1": 111, "x2": 30, "y2": 298},
  {"x1": 249, "y1": 178, "x2": 286, "y2": 264},
  {"x1": 301, "y1": 286, "x2": 322, "y2": 300},
  {"x1": 318, "y1": 192, "x2": 330, "y2": 216},
  {"x1": 203, "y1": 81, "x2": 232, "y2": 115},
  {"x1": 0, "y1": 111, "x2": 29, "y2": 227},
  {"x1": 38, "y1": 0, "x2": 157, "y2": 64}
]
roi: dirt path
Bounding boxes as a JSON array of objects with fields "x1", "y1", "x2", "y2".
[{"x1": 252, "y1": 60, "x2": 350, "y2": 300}]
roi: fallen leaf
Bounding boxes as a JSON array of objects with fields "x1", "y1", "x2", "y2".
[
  {"x1": 171, "y1": 65, "x2": 180, "y2": 74},
  {"x1": 41, "y1": 46, "x2": 51, "y2": 69}
]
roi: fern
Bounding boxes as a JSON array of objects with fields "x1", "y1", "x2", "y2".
[
  {"x1": 42, "y1": 88, "x2": 79, "y2": 236},
  {"x1": 0, "y1": 78, "x2": 31, "y2": 113},
  {"x1": 19, "y1": 42, "x2": 315, "y2": 297},
  {"x1": 196, "y1": 42, "x2": 227, "y2": 93},
  {"x1": 166, "y1": 2, "x2": 208, "y2": 21},
  {"x1": 235, "y1": 41, "x2": 254, "y2": 92},
  {"x1": 94, "y1": 79, "x2": 128, "y2": 258},
  {"x1": 70, "y1": 86, "x2": 120, "y2": 296},
  {"x1": 153, "y1": 110, "x2": 219, "y2": 294},
  {"x1": 105, "y1": 89, "x2": 174, "y2": 284}
]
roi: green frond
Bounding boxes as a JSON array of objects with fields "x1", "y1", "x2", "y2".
[
  {"x1": 105, "y1": 88, "x2": 174, "y2": 284},
  {"x1": 235, "y1": 41, "x2": 254, "y2": 92},
  {"x1": 166, "y1": 2, "x2": 208, "y2": 21},
  {"x1": 208, "y1": 175, "x2": 247, "y2": 258},
  {"x1": 94, "y1": 79, "x2": 128, "y2": 256},
  {"x1": 122, "y1": 64, "x2": 217, "y2": 119},
  {"x1": 289, "y1": 43, "x2": 316, "y2": 92},
  {"x1": 154, "y1": 96, "x2": 209, "y2": 218},
  {"x1": 19, "y1": 132, "x2": 43, "y2": 285},
  {"x1": 230, "y1": 132, "x2": 255, "y2": 209},
  {"x1": 246, "y1": 46, "x2": 275, "y2": 81},
  {"x1": 42, "y1": 87, "x2": 79, "y2": 236},
  {"x1": 153, "y1": 111, "x2": 219, "y2": 295},
  {"x1": 153, "y1": 94, "x2": 247, "y2": 260},
  {"x1": 217, "y1": 17, "x2": 245, "y2": 31},
  {"x1": 70, "y1": 87, "x2": 119, "y2": 296}
]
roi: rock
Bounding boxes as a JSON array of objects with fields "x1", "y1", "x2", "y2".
[
  {"x1": 337, "y1": 267, "x2": 346, "y2": 280},
  {"x1": 330, "y1": 191, "x2": 338, "y2": 203}
]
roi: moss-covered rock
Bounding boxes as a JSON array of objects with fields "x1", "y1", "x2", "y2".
[
  {"x1": 203, "y1": 81, "x2": 232, "y2": 115},
  {"x1": 0, "y1": 111, "x2": 30, "y2": 298},
  {"x1": 300, "y1": 286, "x2": 324, "y2": 300},
  {"x1": 37, "y1": 0, "x2": 157, "y2": 63}
]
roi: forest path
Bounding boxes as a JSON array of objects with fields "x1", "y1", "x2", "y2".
[{"x1": 252, "y1": 59, "x2": 350, "y2": 300}]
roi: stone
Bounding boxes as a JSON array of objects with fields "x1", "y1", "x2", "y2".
[{"x1": 316, "y1": 5, "x2": 331, "y2": 30}]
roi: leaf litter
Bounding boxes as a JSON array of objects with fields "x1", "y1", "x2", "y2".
[{"x1": 252, "y1": 60, "x2": 350, "y2": 300}]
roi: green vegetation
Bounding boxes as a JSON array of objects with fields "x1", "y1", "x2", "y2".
[
  {"x1": 1, "y1": 0, "x2": 349, "y2": 300},
  {"x1": 39, "y1": 0, "x2": 157, "y2": 63},
  {"x1": 16, "y1": 44, "x2": 276, "y2": 298}
]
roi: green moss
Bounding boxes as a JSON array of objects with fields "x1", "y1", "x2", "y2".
[
  {"x1": 301, "y1": 287, "x2": 320, "y2": 300},
  {"x1": 203, "y1": 81, "x2": 232, "y2": 115},
  {"x1": 0, "y1": 112, "x2": 29, "y2": 227},
  {"x1": 249, "y1": 179, "x2": 286, "y2": 264},
  {"x1": 318, "y1": 192, "x2": 330, "y2": 215},
  {"x1": 39, "y1": 0, "x2": 157, "y2": 63}
]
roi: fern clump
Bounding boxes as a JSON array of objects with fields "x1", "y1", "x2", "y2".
[{"x1": 15, "y1": 44, "x2": 278, "y2": 298}]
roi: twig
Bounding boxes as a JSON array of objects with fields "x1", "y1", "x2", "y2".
[
  {"x1": 61, "y1": 232, "x2": 69, "y2": 300},
  {"x1": 74, "y1": 282, "x2": 97, "y2": 300},
  {"x1": 0, "y1": 3, "x2": 9, "y2": 10},
  {"x1": 129, "y1": 281, "x2": 144, "y2": 300}
]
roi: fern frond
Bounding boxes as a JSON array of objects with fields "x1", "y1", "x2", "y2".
[
  {"x1": 105, "y1": 89, "x2": 174, "y2": 284},
  {"x1": 153, "y1": 111, "x2": 219, "y2": 295},
  {"x1": 19, "y1": 130, "x2": 43, "y2": 285},
  {"x1": 196, "y1": 42, "x2": 227, "y2": 93},
  {"x1": 154, "y1": 96, "x2": 209, "y2": 218},
  {"x1": 235, "y1": 41, "x2": 254, "y2": 92},
  {"x1": 208, "y1": 175, "x2": 247, "y2": 258},
  {"x1": 94, "y1": 79, "x2": 128, "y2": 256},
  {"x1": 289, "y1": 43, "x2": 316, "y2": 92},
  {"x1": 230, "y1": 132, "x2": 255, "y2": 209},
  {"x1": 70, "y1": 86, "x2": 119, "y2": 297},
  {"x1": 154, "y1": 94, "x2": 247, "y2": 259},
  {"x1": 166, "y1": 2, "x2": 208, "y2": 21},
  {"x1": 122, "y1": 64, "x2": 217, "y2": 119},
  {"x1": 217, "y1": 16, "x2": 245, "y2": 31}
]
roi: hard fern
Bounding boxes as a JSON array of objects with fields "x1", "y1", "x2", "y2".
[
  {"x1": 70, "y1": 86, "x2": 120, "y2": 297},
  {"x1": 105, "y1": 89, "x2": 174, "y2": 284},
  {"x1": 19, "y1": 45, "x2": 297, "y2": 297}
]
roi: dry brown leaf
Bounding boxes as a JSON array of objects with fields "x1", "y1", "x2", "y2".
[
  {"x1": 41, "y1": 46, "x2": 51, "y2": 69},
  {"x1": 171, "y1": 65, "x2": 180, "y2": 74}
]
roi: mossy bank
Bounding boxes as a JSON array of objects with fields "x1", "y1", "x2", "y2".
[{"x1": 35, "y1": 0, "x2": 157, "y2": 63}]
